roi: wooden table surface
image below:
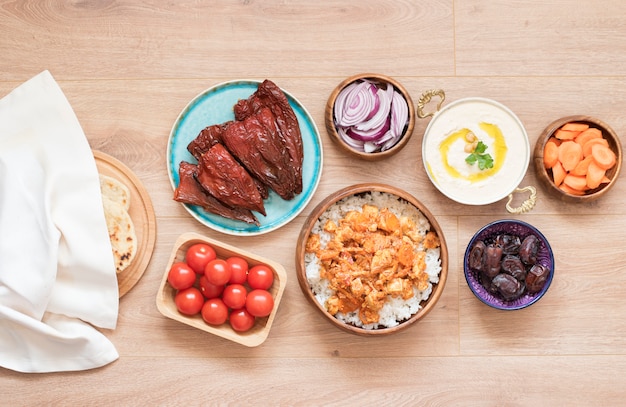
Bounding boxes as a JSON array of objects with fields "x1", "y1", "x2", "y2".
[{"x1": 2, "y1": 1, "x2": 626, "y2": 405}]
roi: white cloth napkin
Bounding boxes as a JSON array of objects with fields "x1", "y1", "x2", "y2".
[{"x1": 0, "y1": 71, "x2": 120, "y2": 373}]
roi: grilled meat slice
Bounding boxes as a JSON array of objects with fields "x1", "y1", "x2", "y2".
[
  {"x1": 187, "y1": 122, "x2": 230, "y2": 161},
  {"x1": 234, "y1": 79, "x2": 303, "y2": 195},
  {"x1": 173, "y1": 161, "x2": 260, "y2": 225},
  {"x1": 187, "y1": 122, "x2": 269, "y2": 198},
  {"x1": 196, "y1": 143, "x2": 266, "y2": 215},
  {"x1": 221, "y1": 107, "x2": 295, "y2": 200},
  {"x1": 253, "y1": 176, "x2": 270, "y2": 200}
]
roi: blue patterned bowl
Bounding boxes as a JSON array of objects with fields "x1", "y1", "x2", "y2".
[{"x1": 464, "y1": 219, "x2": 554, "y2": 310}]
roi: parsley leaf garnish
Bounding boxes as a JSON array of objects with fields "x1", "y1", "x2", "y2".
[{"x1": 465, "y1": 141, "x2": 494, "y2": 170}]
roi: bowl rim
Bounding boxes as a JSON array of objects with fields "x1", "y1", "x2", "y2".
[
  {"x1": 421, "y1": 96, "x2": 531, "y2": 205},
  {"x1": 533, "y1": 114, "x2": 622, "y2": 202},
  {"x1": 324, "y1": 73, "x2": 416, "y2": 161},
  {"x1": 463, "y1": 219, "x2": 554, "y2": 310},
  {"x1": 295, "y1": 183, "x2": 449, "y2": 335}
]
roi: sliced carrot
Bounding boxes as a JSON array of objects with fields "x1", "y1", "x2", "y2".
[
  {"x1": 559, "y1": 183, "x2": 586, "y2": 196},
  {"x1": 586, "y1": 161, "x2": 606, "y2": 189},
  {"x1": 561, "y1": 122, "x2": 589, "y2": 132},
  {"x1": 590, "y1": 144, "x2": 616, "y2": 170},
  {"x1": 554, "y1": 129, "x2": 580, "y2": 140},
  {"x1": 570, "y1": 155, "x2": 593, "y2": 176},
  {"x1": 574, "y1": 127, "x2": 602, "y2": 148},
  {"x1": 543, "y1": 138, "x2": 560, "y2": 169},
  {"x1": 563, "y1": 174, "x2": 588, "y2": 191},
  {"x1": 582, "y1": 137, "x2": 608, "y2": 157},
  {"x1": 551, "y1": 160, "x2": 567, "y2": 187},
  {"x1": 557, "y1": 141, "x2": 583, "y2": 172},
  {"x1": 546, "y1": 123, "x2": 615, "y2": 193}
]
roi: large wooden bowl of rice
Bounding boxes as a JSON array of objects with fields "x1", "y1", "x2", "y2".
[{"x1": 295, "y1": 183, "x2": 448, "y2": 336}]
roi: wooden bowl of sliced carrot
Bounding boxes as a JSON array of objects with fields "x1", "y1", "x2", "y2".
[{"x1": 534, "y1": 115, "x2": 622, "y2": 202}]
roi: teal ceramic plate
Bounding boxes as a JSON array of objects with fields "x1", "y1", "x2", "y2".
[{"x1": 167, "y1": 80, "x2": 323, "y2": 236}]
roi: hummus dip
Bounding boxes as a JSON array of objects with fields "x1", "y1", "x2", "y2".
[{"x1": 422, "y1": 98, "x2": 529, "y2": 205}]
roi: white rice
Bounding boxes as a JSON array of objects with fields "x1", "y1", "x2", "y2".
[{"x1": 304, "y1": 191, "x2": 442, "y2": 329}]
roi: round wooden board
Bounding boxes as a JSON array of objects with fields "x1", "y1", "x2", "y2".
[{"x1": 94, "y1": 150, "x2": 157, "y2": 298}]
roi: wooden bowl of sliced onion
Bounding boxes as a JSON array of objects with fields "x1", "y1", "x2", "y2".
[{"x1": 325, "y1": 73, "x2": 416, "y2": 160}]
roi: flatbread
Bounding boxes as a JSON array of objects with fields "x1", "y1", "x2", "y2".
[
  {"x1": 99, "y1": 174, "x2": 136, "y2": 274},
  {"x1": 102, "y1": 197, "x2": 137, "y2": 274},
  {"x1": 100, "y1": 174, "x2": 131, "y2": 211}
]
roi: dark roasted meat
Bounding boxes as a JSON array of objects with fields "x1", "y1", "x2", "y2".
[
  {"x1": 187, "y1": 121, "x2": 271, "y2": 199},
  {"x1": 173, "y1": 161, "x2": 260, "y2": 225},
  {"x1": 233, "y1": 79, "x2": 303, "y2": 195},
  {"x1": 187, "y1": 122, "x2": 230, "y2": 161},
  {"x1": 252, "y1": 176, "x2": 270, "y2": 200},
  {"x1": 196, "y1": 143, "x2": 266, "y2": 215},
  {"x1": 221, "y1": 107, "x2": 295, "y2": 201}
]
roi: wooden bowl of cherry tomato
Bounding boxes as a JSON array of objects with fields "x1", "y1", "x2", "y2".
[{"x1": 156, "y1": 232, "x2": 287, "y2": 347}]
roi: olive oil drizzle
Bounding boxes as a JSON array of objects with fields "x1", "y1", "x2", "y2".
[{"x1": 438, "y1": 122, "x2": 507, "y2": 183}]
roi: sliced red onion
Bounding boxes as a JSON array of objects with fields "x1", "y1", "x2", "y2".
[
  {"x1": 390, "y1": 90, "x2": 408, "y2": 137},
  {"x1": 337, "y1": 127, "x2": 365, "y2": 152},
  {"x1": 354, "y1": 84, "x2": 392, "y2": 132},
  {"x1": 334, "y1": 79, "x2": 409, "y2": 153},
  {"x1": 363, "y1": 141, "x2": 379, "y2": 153},
  {"x1": 375, "y1": 130, "x2": 394, "y2": 145},
  {"x1": 335, "y1": 81, "x2": 375, "y2": 127},
  {"x1": 380, "y1": 133, "x2": 399, "y2": 151},
  {"x1": 364, "y1": 84, "x2": 380, "y2": 120},
  {"x1": 379, "y1": 90, "x2": 409, "y2": 151},
  {"x1": 347, "y1": 116, "x2": 391, "y2": 142}
]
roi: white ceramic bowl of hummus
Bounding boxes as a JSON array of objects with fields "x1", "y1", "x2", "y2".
[{"x1": 420, "y1": 94, "x2": 530, "y2": 206}]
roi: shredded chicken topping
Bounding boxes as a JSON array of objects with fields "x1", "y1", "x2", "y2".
[{"x1": 305, "y1": 204, "x2": 440, "y2": 325}]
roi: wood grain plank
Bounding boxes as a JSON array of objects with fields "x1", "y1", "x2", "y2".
[
  {"x1": 2, "y1": 356, "x2": 625, "y2": 405},
  {"x1": 455, "y1": 0, "x2": 626, "y2": 76},
  {"x1": 0, "y1": 0, "x2": 455, "y2": 81}
]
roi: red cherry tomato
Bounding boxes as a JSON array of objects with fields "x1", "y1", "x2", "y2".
[
  {"x1": 204, "y1": 258, "x2": 231, "y2": 286},
  {"x1": 201, "y1": 298, "x2": 229, "y2": 325},
  {"x1": 222, "y1": 284, "x2": 247, "y2": 309},
  {"x1": 226, "y1": 256, "x2": 249, "y2": 284},
  {"x1": 245, "y1": 289, "x2": 274, "y2": 317},
  {"x1": 186, "y1": 243, "x2": 217, "y2": 274},
  {"x1": 174, "y1": 287, "x2": 204, "y2": 315},
  {"x1": 198, "y1": 276, "x2": 224, "y2": 299},
  {"x1": 167, "y1": 262, "x2": 196, "y2": 290},
  {"x1": 229, "y1": 308, "x2": 255, "y2": 332},
  {"x1": 247, "y1": 265, "x2": 274, "y2": 290}
]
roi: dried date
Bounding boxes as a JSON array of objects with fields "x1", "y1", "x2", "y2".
[
  {"x1": 480, "y1": 273, "x2": 498, "y2": 295},
  {"x1": 469, "y1": 241, "x2": 487, "y2": 271},
  {"x1": 495, "y1": 234, "x2": 521, "y2": 255},
  {"x1": 519, "y1": 234, "x2": 540, "y2": 265},
  {"x1": 526, "y1": 264, "x2": 550, "y2": 293},
  {"x1": 501, "y1": 255, "x2": 526, "y2": 281},
  {"x1": 485, "y1": 244, "x2": 503, "y2": 278},
  {"x1": 471, "y1": 231, "x2": 551, "y2": 303},
  {"x1": 492, "y1": 273, "x2": 525, "y2": 301}
]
